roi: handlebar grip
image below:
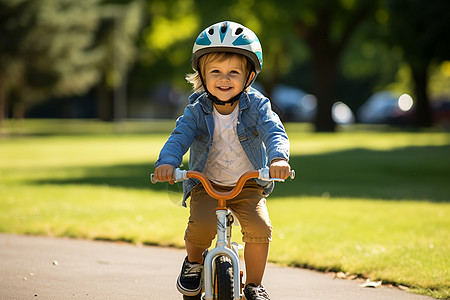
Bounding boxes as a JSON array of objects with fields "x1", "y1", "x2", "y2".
[
  {"x1": 150, "y1": 173, "x2": 157, "y2": 184},
  {"x1": 258, "y1": 167, "x2": 295, "y2": 181},
  {"x1": 150, "y1": 168, "x2": 187, "y2": 184}
]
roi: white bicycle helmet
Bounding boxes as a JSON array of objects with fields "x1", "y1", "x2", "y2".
[
  {"x1": 192, "y1": 21, "x2": 263, "y2": 76},
  {"x1": 191, "y1": 21, "x2": 263, "y2": 105}
]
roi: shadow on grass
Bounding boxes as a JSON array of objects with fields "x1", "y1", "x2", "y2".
[
  {"x1": 34, "y1": 162, "x2": 183, "y2": 194},
  {"x1": 285, "y1": 145, "x2": 450, "y2": 202},
  {"x1": 35, "y1": 145, "x2": 450, "y2": 202}
]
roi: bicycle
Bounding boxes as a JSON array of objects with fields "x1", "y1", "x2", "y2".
[{"x1": 151, "y1": 167, "x2": 295, "y2": 300}]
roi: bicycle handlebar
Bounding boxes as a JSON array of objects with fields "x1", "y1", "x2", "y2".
[{"x1": 150, "y1": 167, "x2": 295, "y2": 203}]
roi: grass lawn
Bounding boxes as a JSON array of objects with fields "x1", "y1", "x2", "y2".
[{"x1": 1, "y1": 119, "x2": 449, "y2": 298}]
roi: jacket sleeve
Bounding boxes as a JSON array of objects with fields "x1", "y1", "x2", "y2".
[
  {"x1": 257, "y1": 97, "x2": 290, "y2": 163},
  {"x1": 155, "y1": 104, "x2": 199, "y2": 168}
]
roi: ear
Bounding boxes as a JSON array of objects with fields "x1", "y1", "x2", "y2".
[
  {"x1": 245, "y1": 71, "x2": 256, "y2": 90},
  {"x1": 248, "y1": 71, "x2": 256, "y2": 83}
]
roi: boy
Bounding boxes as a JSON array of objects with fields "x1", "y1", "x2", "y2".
[{"x1": 153, "y1": 21, "x2": 290, "y2": 300}]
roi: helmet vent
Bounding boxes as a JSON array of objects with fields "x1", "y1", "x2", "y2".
[
  {"x1": 221, "y1": 22, "x2": 228, "y2": 34},
  {"x1": 235, "y1": 28, "x2": 243, "y2": 35},
  {"x1": 208, "y1": 28, "x2": 214, "y2": 35}
]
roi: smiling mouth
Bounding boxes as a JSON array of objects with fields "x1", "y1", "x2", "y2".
[{"x1": 217, "y1": 87, "x2": 232, "y2": 91}]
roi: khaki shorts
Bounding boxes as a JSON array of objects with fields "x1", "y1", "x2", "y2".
[{"x1": 184, "y1": 180, "x2": 272, "y2": 249}]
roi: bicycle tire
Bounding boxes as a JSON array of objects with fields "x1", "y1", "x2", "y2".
[
  {"x1": 213, "y1": 255, "x2": 234, "y2": 300},
  {"x1": 183, "y1": 293, "x2": 202, "y2": 300}
]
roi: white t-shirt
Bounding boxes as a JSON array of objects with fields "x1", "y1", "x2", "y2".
[{"x1": 203, "y1": 105, "x2": 254, "y2": 186}]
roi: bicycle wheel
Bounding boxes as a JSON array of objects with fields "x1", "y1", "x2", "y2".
[{"x1": 213, "y1": 255, "x2": 234, "y2": 300}]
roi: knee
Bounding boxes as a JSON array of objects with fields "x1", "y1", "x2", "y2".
[
  {"x1": 184, "y1": 218, "x2": 217, "y2": 247},
  {"x1": 241, "y1": 219, "x2": 273, "y2": 243}
]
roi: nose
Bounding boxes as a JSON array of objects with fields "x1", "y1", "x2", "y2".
[{"x1": 218, "y1": 74, "x2": 230, "y2": 82}]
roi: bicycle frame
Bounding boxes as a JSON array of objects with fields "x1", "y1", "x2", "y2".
[
  {"x1": 203, "y1": 209, "x2": 241, "y2": 300},
  {"x1": 184, "y1": 170, "x2": 260, "y2": 300},
  {"x1": 151, "y1": 167, "x2": 294, "y2": 300}
]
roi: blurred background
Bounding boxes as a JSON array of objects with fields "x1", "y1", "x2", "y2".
[{"x1": 1, "y1": 0, "x2": 449, "y2": 132}]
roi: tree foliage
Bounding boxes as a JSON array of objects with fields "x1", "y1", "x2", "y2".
[
  {"x1": 0, "y1": 0, "x2": 102, "y2": 122},
  {"x1": 290, "y1": 1, "x2": 378, "y2": 131},
  {"x1": 137, "y1": 0, "x2": 380, "y2": 132},
  {"x1": 94, "y1": 0, "x2": 144, "y2": 121},
  {"x1": 384, "y1": 0, "x2": 450, "y2": 127},
  {"x1": 1, "y1": 0, "x2": 447, "y2": 130},
  {"x1": 0, "y1": 0, "x2": 143, "y2": 124}
]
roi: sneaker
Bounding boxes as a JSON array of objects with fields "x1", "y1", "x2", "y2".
[
  {"x1": 243, "y1": 283, "x2": 270, "y2": 300},
  {"x1": 176, "y1": 256, "x2": 203, "y2": 296}
]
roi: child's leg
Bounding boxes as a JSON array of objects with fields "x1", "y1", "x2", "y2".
[
  {"x1": 244, "y1": 242, "x2": 269, "y2": 285},
  {"x1": 227, "y1": 181, "x2": 272, "y2": 285},
  {"x1": 184, "y1": 185, "x2": 219, "y2": 263},
  {"x1": 185, "y1": 241, "x2": 208, "y2": 264}
]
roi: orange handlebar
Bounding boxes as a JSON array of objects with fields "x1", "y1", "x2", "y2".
[
  {"x1": 151, "y1": 168, "x2": 295, "y2": 210},
  {"x1": 186, "y1": 170, "x2": 260, "y2": 210}
]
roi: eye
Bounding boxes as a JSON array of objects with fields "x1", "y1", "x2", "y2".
[{"x1": 230, "y1": 70, "x2": 240, "y2": 75}]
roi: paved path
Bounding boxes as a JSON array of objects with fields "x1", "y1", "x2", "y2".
[{"x1": 0, "y1": 233, "x2": 434, "y2": 300}]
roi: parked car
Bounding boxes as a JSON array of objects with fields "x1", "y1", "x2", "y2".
[
  {"x1": 255, "y1": 83, "x2": 354, "y2": 124},
  {"x1": 357, "y1": 91, "x2": 414, "y2": 124},
  {"x1": 270, "y1": 84, "x2": 316, "y2": 122}
]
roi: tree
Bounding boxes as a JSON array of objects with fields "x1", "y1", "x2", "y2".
[
  {"x1": 136, "y1": 0, "x2": 200, "y2": 90},
  {"x1": 385, "y1": 0, "x2": 450, "y2": 127},
  {"x1": 290, "y1": 1, "x2": 378, "y2": 131},
  {"x1": 0, "y1": 0, "x2": 103, "y2": 125},
  {"x1": 0, "y1": 0, "x2": 143, "y2": 126},
  {"x1": 198, "y1": 0, "x2": 379, "y2": 132},
  {"x1": 93, "y1": 0, "x2": 144, "y2": 121},
  {"x1": 136, "y1": 0, "x2": 380, "y2": 132},
  {"x1": 0, "y1": 0, "x2": 32, "y2": 124}
]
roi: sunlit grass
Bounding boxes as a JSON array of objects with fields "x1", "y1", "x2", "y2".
[
  {"x1": 268, "y1": 197, "x2": 449, "y2": 294},
  {"x1": 0, "y1": 183, "x2": 188, "y2": 246},
  {"x1": 1, "y1": 119, "x2": 449, "y2": 298},
  {"x1": 1, "y1": 118, "x2": 175, "y2": 136}
]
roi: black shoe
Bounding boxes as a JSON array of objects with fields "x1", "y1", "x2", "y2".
[
  {"x1": 243, "y1": 283, "x2": 270, "y2": 300},
  {"x1": 176, "y1": 257, "x2": 203, "y2": 296}
]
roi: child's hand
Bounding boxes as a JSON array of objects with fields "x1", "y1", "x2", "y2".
[
  {"x1": 154, "y1": 164, "x2": 175, "y2": 184},
  {"x1": 270, "y1": 159, "x2": 291, "y2": 180}
]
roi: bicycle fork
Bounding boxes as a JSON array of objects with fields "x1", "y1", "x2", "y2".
[{"x1": 203, "y1": 209, "x2": 241, "y2": 300}]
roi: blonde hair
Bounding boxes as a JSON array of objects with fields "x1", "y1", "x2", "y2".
[{"x1": 186, "y1": 52, "x2": 252, "y2": 93}]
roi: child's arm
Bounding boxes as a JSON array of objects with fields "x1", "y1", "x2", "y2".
[
  {"x1": 255, "y1": 97, "x2": 291, "y2": 176},
  {"x1": 155, "y1": 104, "x2": 198, "y2": 171}
]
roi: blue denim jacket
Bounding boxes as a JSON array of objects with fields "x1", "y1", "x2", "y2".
[{"x1": 155, "y1": 87, "x2": 290, "y2": 206}]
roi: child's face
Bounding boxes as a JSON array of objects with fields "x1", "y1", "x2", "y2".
[{"x1": 204, "y1": 55, "x2": 253, "y2": 102}]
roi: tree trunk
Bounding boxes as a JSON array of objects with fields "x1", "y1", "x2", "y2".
[
  {"x1": 296, "y1": 8, "x2": 340, "y2": 132},
  {"x1": 12, "y1": 101, "x2": 25, "y2": 119},
  {"x1": 295, "y1": 4, "x2": 373, "y2": 132},
  {"x1": 96, "y1": 81, "x2": 113, "y2": 121},
  {"x1": 262, "y1": 48, "x2": 283, "y2": 117},
  {"x1": 311, "y1": 47, "x2": 338, "y2": 132},
  {"x1": 411, "y1": 64, "x2": 432, "y2": 127}
]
